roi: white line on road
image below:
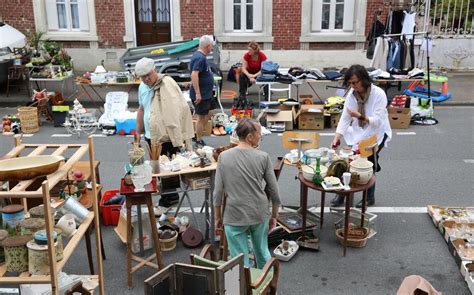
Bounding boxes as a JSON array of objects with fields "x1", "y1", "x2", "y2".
[
  {"x1": 320, "y1": 133, "x2": 335, "y2": 136},
  {"x1": 51, "y1": 134, "x2": 72, "y2": 137},
  {"x1": 165, "y1": 206, "x2": 428, "y2": 214},
  {"x1": 21, "y1": 134, "x2": 34, "y2": 137},
  {"x1": 90, "y1": 134, "x2": 106, "y2": 137},
  {"x1": 308, "y1": 207, "x2": 427, "y2": 213},
  {"x1": 396, "y1": 132, "x2": 416, "y2": 135},
  {"x1": 125, "y1": 135, "x2": 135, "y2": 138},
  {"x1": 463, "y1": 159, "x2": 474, "y2": 164}
]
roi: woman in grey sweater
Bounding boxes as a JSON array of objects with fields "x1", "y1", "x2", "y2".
[{"x1": 214, "y1": 118, "x2": 281, "y2": 269}]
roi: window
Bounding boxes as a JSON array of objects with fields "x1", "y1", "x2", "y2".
[
  {"x1": 33, "y1": 0, "x2": 97, "y2": 41},
  {"x1": 214, "y1": 0, "x2": 273, "y2": 43},
  {"x1": 300, "y1": 0, "x2": 366, "y2": 43},
  {"x1": 311, "y1": 0, "x2": 354, "y2": 32},
  {"x1": 224, "y1": 0, "x2": 262, "y2": 33},
  {"x1": 233, "y1": 0, "x2": 254, "y2": 31},
  {"x1": 47, "y1": 0, "x2": 89, "y2": 32}
]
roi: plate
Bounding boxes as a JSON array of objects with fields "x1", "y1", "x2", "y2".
[
  {"x1": 0, "y1": 155, "x2": 65, "y2": 181},
  {"x1": 323, "y1": 176, "x2": 341, "y2": 185}
]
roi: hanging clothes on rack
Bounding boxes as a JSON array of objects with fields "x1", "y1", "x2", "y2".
[
  {"x1": 370, "y1": 37, "x2": 389, "y2": 70},
  {"x1": 401, "y1": 11, "x2": 416, "y2": 39}
]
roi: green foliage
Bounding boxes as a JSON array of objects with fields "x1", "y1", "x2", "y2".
[
  {"x1": 28, "y1": 31, "x2": 46, "y2": 52},
  {"x1": 43, "y1": 41, "x2": 62, "y2": 57}
]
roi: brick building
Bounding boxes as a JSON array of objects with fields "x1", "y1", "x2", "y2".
[{"x1": 0, "y1": 0, "x2": 390, "y2": 71}]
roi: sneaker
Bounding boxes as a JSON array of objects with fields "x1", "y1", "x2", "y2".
[
  {"x1": 194, "y1": 139, "x2": 206, "y2": 149},
  {"x1": 356, "y1": 199, "x2": 375, "y2": 208},
  {"x1": 330, "y1": 195, "x2": 345, "y2": 207},
  {"x1": 154, "y1": 206, "x2": 168, "y2": 216}
]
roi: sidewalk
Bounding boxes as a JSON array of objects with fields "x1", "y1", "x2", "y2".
[{"x1": 0, "y1": 71, "x2": 472, "y2": 108}]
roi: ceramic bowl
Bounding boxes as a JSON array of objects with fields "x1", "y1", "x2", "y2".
[
  {"x1": 349, "y1": 158, "x2": 374, "y2": 184},
  {"x1": 0, "y1": 155, "x2": 64, "y2": 181},
  {"x1": 301, "y1": 165, "x2": 327, "y2": 181}
]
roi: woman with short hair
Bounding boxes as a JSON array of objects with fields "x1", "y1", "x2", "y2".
[
  {"x1": 330, "y1": 64, "x2": 392, "y2": 208},
  {"x1": 214, "y1": 118, "x2": 280, "y2": 268}
]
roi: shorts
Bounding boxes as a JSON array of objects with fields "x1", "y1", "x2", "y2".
[{"x1": 192, "y1": 97, "x2": 212, "y2": 115}]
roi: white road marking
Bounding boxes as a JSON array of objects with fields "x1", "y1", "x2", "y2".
[
  {"x1": 91, "y1": 134, "x2": 106, "y2": 137},
  {"x1": 277, "y1": 134, "x2": 283, "y2": 136},
  {"x1": 463, "y1": 159, "x2": 474, "y2": 164},
  {"x1": 125, "y1": 135, "x2": 134, "y2": 138},
  {"x1": 396, "y1": 132, "x2": 416, "y2": 135},
  {"x1": 320, "y1": 133, "x2": 335, "y2": 136},
  {"x1": 21, "y1": 134, "x2": 34, "y2": 137},
  {"x1": 51, "y1": 134, "x2": 72, "y2": 137},
  {"x1": 164, "y1": 206, "x2": 428, "y2": 214}
]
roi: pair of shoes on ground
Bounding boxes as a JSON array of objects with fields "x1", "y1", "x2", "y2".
[
  {"x1": 212, "y1": 126, "x2": 227, "y2": 136},
  {"x1": 330, "y1": 195, "x2": 375, "y2": 208}
]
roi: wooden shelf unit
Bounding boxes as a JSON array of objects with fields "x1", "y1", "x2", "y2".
[{"x1": 0, "y1": 137, "x2": 104, "y2": 294}]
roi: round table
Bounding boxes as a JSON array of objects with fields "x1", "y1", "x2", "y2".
[{"x1": 298, "y1": 173, "x2": 376, "y2": 256}]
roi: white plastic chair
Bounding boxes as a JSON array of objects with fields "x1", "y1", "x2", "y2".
[{"x1": 263, "y1": 83, "x2": 292, "y2": 101}]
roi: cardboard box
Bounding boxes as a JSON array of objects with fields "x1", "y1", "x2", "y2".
[
  {"x1": 266, "y1": 110, "x2": 294, "y2": 132},
  {"x1": 299, "y1": 94, "x2": 314, "y2": 104},
  {"x1": 192, "y1": 116, "x2": 212, "y2": 136},
  {"x1": 388, "y1": 107, "x2": 411, "y2": 129},
  {"x1": 182, "y1": 172, "x2": 211, "y2": 189},
  {"x1": 296, "y1": 105, "x2": 324, "y2": 130}
]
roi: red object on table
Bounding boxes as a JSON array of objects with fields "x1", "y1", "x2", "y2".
[{"x1": 119, "y1": 177, "x2": 157, "y2": 195}]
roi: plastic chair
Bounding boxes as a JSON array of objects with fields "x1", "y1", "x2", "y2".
[{"x1": 262, "y1": 84, "x2": 292, "y2": 101}]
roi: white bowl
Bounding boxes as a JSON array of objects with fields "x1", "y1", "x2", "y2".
[
  {"x1": 273, "y1": 240, "x2": 299, "y2": 261},
  {"x1": 301, "y1": 165, "x2": 327, "y2": 181}
]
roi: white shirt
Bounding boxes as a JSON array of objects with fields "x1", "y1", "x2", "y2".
[{"x1": 336, "y1": 84, "x2": 392, "y2": 150}]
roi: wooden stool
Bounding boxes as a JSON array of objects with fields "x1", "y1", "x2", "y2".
[{"x1": 120, "y1": 178, "x2": 163, "y2": 288}]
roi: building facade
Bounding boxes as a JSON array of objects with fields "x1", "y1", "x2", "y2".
[{"x1": 1, "y1": 0, "x2": 472, "y2": 71}]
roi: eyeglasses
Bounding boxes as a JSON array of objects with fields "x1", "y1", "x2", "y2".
[{"x1": 348, "y1": 79, "x2": 360, "y2": 85}]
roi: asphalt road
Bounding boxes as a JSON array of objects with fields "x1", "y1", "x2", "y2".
[{"x1": 0, "y1": 106, "x2": 472, "y2": 294}]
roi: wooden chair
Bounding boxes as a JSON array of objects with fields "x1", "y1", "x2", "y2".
[
  {"x1": 30, "y1": 98, "x2": 53, "y2": 125},
  {"x1": 6, "y1": 65, "x2": 30, "y2": 97},
  {"x1": 144, "y1": 256, "x2": 243, "y2": 295},
  {"x1": 191, "y1": 244, "x2": 279, "y2": 295}
]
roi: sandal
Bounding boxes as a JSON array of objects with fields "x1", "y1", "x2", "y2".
[
  {"x1": 212, "y1": 127, "x2": 221, "y2": 136},
  {"x1": 218, "y1": 126, "x2": 226, "y2": 135}
]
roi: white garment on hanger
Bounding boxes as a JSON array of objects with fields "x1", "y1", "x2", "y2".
[{"x1": 401, "y1": 11, "x2": 416, "y2": 39}]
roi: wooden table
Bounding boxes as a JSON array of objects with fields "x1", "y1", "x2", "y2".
[
  {"x1": 298, "y1": 174, "x2": 376, "y2": 256},
  {"x1": 154, "y1": 162, "x2": 217, "y2": 242},
  {"x1": 120, "y1": 177, "x2": 163, "y2": 288}
]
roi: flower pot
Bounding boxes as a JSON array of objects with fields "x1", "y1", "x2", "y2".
[{"x1": 349, "y1": 158, "x2": 373, "y2": 184}]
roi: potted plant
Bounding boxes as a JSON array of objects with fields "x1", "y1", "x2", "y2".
[
  {"x1": 28, "y1": 31, "x2": 45, "y2": 57},
  {"x1": 43, "y1": 41, "x2": 61, "y2": 58}
]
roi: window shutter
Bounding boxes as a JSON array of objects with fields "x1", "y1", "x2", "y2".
[
  {"x1": 342, "y1": 0, "x2": 355, "y2": 32},
  {"x1": 224, "y1": 0, "x2": 234, "y2": 32},
  {"x1": 253, "y1": 0, "x2": 263, "y2": 32},
  {"x1": 311, "y1": 0, "x2": 322, "y2": 32},
  {"x1": 78, "y1": 0, "x2": 90, "y2": 31},
  {"x1": 46, "y1": 1, "x2": 59, "y2": 31}
]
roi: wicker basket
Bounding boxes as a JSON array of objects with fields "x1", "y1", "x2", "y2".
[
  {"x1": 335, "y1": 221, "x2": 370, "y2": 248},
  {"x1": 160, "y1": 232, "x2": 178, "y2": 252},
  {"x1": 18, "y1": 107, "x2": 39, "y2": 133}
]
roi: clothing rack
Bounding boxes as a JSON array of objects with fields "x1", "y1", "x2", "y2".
[{"x1": 382, "y1": 31, "x2": 431, "y2": 105}]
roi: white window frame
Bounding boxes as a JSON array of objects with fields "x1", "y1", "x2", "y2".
[
  {"x1": 232, "y1": 0, "x2": 254, "y2": 32},
  {"x1": 33, "y1": 0, "x2": 98, "y2": 42},
  {"x1": 214, "y1": 0, "x2": 273, "y2": 44},
  {"x1": 300, "y1": 0, "x2": 367, "y2": 43}
]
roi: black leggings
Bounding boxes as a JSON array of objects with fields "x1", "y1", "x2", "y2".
[
  {"x1": 239, "y1": 73, "x2": 268, "y2": 98},
  {"x1": 366, "y1": 133, "x2": 389, "y2": 201}
]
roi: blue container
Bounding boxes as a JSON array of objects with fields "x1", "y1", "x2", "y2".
[
  {"x1": 2, "y1": 204, "x2": 25, "y2": 234},
  {"x1": 115, "y1": 118, "x2": 137, "y2": 135}
]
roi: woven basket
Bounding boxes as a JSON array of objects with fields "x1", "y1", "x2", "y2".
[
  {"x1": 18, "y1": 107, "x2": 39, "y2": 133},
  {"x1": 160, "y1": 232, "x2": 178, "y2": 252},
  {"x1": 335, "y1": 223, "x2": 370, "y2": 248}
]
